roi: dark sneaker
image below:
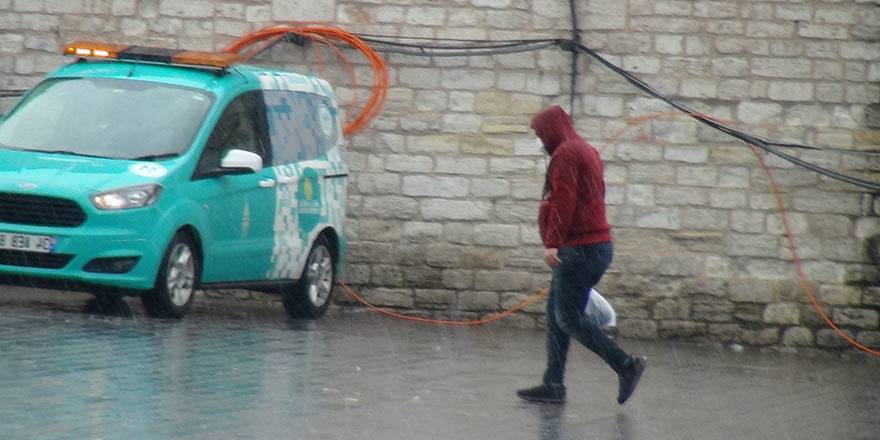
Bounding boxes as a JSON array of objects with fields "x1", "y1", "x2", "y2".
[
  {"x1": 517, "y1": 383, "x2": 566, "y2": 404},
  {"x1": 617, "y1": 356, "x2": 647, "y2": 405}
]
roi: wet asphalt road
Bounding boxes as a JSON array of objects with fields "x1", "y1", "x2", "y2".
[{"x1": 0, "y1": 287, "x2": 878, "y2": 440}]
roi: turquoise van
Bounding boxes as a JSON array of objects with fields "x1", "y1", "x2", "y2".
[{"x1": 0, "y1": 42, "x2": 348, "y2": 319}]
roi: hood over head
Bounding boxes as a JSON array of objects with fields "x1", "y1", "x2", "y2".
[{"x1": 531, "y1": 105, "x2": 578, "y2": 155}]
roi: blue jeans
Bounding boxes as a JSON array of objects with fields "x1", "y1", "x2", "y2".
[{"x1": 542, "y1": 242, "x2": 629, "y2": 385}]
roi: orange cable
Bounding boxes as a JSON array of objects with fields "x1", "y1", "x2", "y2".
[
  {"x1": 602, "y1": 111, "x2": 879, "y2": 356},
  {"x1": 224, "y1": 25, "x2": 387, "y2": 137},
  {"x1": 600, "y1": 111, "x2": 683, "y2": 155},
  {"x1": 749, "y1": 146, "x2": 880, "y2": 356},
  {"x1": 338, "y1": 281, "x2": 548, "y2": 326},
  {"x1": 238, "y1": 34, "x2": 285, "y2": 63},
  {"x1": 305, "y1": 33, "x2": 360, "y2": 130},
  {"x1": 234, "y1": 30, "x2": 359, "y2": 123},
  {"x1": 335, "y1": 110, "x2": 880, "y2": 354},
  {"x1": 228, "y1": 26, "x2": 876, "y2": 353}
]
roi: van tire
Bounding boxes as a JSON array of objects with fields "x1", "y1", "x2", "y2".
[
  {"x1": 283, "y1": 235, "x2": 335, "y2": 319},
  {"x1": 141, "y1": 232, "x2": 198, "y2": 319}
]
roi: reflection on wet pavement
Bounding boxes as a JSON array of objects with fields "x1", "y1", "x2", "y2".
[{"x1": 1, "y1": 289, "x2": 878, "y2": 439}]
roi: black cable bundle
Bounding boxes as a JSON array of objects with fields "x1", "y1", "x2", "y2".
[
  {"x1": 2, "y1": 33, "x2": 876, "y2": 192},
  {"x1": 353, "y1": 33, "x2": 880, "y2": 193}
]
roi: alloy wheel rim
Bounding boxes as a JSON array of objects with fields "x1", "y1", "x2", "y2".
[
  {"x1": 166, "y1": 243, "x2": 195, "y2": 307},
  {"x1": 306, "y1": 245, "x2": 333, "y2": 308}
]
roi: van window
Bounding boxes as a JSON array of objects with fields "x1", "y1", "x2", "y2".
[
  {"x1": 195, "y1": 91, "x2": 270, "y2": 177},
  {"x1": 0, "y1": 78, "x2": 212, "y2": 160},
  {"x1": 264, "y1": 91, "x2": 338, "y2": 165}
]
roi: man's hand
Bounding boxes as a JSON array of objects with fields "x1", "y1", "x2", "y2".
[{"x1": 544, "y1": 248, "x2": 561, "y2": 268}]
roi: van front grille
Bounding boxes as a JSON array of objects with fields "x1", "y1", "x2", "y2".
[{"x1": 0, "y1": 192, "x2": 86, "y2": 227}]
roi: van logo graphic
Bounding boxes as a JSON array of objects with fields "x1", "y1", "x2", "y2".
[
  {"x1": 303, "y1": 177, "x2": 314, "y2": 200},
  {"x1": 297, "y1": 170, "x2": 321, "y2": 240},
  {"x1": 18, "y1": 182, "x2": 37, "y2": 190},
  {"x1": 129, "y1": 163, "x2": 167, "y2": 178}
]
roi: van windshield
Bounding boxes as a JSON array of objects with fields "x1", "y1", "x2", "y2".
[{"x1": 0, "y1": 77, "x2": 213, "y2": 160}]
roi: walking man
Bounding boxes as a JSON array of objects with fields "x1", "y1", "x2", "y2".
[{"x1": 517, "y1": 106, "x2": 646, "y2": 405}]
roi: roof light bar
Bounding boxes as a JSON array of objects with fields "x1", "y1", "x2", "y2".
[
  {"x1": 63, "y1": 41, "x2": 239, "y2": 69},
  {"x1": 64, "y1": 41, "x2": 127, "y2": 59}
]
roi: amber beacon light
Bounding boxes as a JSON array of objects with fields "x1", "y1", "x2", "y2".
[{"x1": 63, "y1": 41, "x2": 239, "y2": 69}]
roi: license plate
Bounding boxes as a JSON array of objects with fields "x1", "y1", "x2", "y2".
[{"x1": 0, "y1": 232, "x2": 57, "y2": 253}]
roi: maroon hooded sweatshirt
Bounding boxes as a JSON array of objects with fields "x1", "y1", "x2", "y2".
[{"x1": 533, "y1": 106, "x2": 612, "y2": 249}]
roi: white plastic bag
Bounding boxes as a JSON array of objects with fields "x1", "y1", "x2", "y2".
[{"x1": 583, "y1": 288, "x2": 617, "y2": 327}]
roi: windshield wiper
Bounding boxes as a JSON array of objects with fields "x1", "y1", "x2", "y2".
[
  {"x1": 130, "y1": 153, "x2": 179, "y2": 161},
  {"x1": 20, "y1": 149, "x2": 113, "y2": 159}
]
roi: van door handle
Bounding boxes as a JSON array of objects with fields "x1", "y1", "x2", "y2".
[{"x1": 259, "y1": 179, "x2": 276, "y2": 188}]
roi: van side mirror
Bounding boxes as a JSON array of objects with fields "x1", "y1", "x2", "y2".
[{"x1": 220, "y1": 149, "x2": 263, "y2": 174}]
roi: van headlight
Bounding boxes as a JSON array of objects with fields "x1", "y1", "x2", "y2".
[{"x1": 92, "y1": 184, "x2": 162, "y2": 210}]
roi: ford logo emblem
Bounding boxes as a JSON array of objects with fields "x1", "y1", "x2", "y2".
[{"x1": 19, "y1": 182, "x2": 37, "y2": 190}]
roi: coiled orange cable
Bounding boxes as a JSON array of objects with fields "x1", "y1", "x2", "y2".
[{"x1": 224, "y1": 25, "x2": 388, "y2": 137}]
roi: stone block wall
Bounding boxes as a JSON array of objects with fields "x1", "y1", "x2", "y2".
[{"x1": 0, "y1": 0, "x2": 878, "y2": 352}]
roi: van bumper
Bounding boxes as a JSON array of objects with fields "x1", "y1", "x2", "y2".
[{"x1": 0, "y1": 220, "x2": 169, "y2": 293}]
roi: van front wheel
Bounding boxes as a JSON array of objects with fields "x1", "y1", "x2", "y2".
[
  {"x1": 141, "y1": 233, "x2": 198, "y2": 319},
  {"x1": 283, "y1": 236, "x2": 335, "y2": 319}
]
